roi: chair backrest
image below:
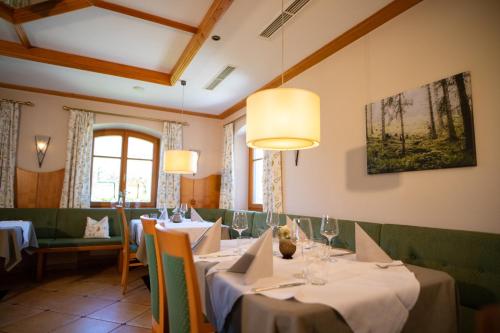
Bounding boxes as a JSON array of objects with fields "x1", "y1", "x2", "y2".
[
  {"x1": 141, "y1": 217, "x2": 167, "y2": 332},
  {"x1": 156, "y1": 227, "x2": 205, "y2": 333},
  {"x1": 116, "y1": 206, "x2": 130, "y2": 247}
]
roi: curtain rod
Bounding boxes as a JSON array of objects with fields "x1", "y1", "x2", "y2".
[
  {"x1": 1, "y1": 98, "x2": 34, "y2": 106},
  {"x1": 62, "y1": 106, "x2": 189, "y2": 126},
  {"x1": 223, "y1": 113, "x2": 246, "y2": 126}
]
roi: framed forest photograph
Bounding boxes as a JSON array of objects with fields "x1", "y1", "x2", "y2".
[{"x1": 366, "y1": 71, "x2": 476, "y2": 174}]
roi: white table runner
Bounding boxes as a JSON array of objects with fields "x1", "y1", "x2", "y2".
[{"x1": 196, "y1": 240, "x2": 420, "y2": 333}]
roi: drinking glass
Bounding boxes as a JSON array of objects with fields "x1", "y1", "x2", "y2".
[
  {"x1": 232, "y1": 211, "x2": 248, "y2": 253},
  {"x1": 290, "y1": 218, "x2": 313, "y2": 279},
  {"x1": 179, "y1": 203, "x2": 188, "y2": 220},
  {"x1": 320, "y1": 215, "x2": 339, "y2": 256},
  {"x1": 266, "y1": 210, "x2": 280, "y2": 252}
]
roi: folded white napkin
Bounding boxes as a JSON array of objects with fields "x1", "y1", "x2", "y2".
[
  {"x1": 355, "y1": 223, "x2": 392, "y2": 263},
  {"x1": 191, "y1": 208, "x2": 203, "y2": 222},
  {"x1": 159, "y1": 207, "x2": 169, "y2": 221},
  {"x1": 192, "y1": 218, "x2": 222, "y2": 255},
  {"x1": 228, "y1": 228, "x2": 273, "y2": 284},
  {"x1": 286, "y1": 216, "x2": 307, "y2": 239}
]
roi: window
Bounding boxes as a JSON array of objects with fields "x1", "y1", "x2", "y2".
[
  {"x1": 91, "y1": 129, "x2": 159, "y2": 207},
  {"x1": 248, "y1": 148, "x2": 264, "y2": 211}
]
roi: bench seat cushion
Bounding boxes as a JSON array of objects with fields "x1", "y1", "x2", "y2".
[
  {"x1": 37, "y1": 238, "x2": 55, "y2": 248},
  {"x1": 47, "y1": 236, "x2": 122, "y2": 248}
]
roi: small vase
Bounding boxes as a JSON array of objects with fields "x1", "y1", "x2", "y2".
[{"x1": 279, "y1": 239, "x2": 296, "y2": 259}]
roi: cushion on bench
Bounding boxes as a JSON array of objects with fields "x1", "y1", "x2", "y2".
[
  {"x1": 380, "y1": 224, "x2": 500, "y2": 309},
  {"x1": 0, "y1": 208, "x2": 58, "y2": 238},
  {"x1": 47, "y1": 236, "x2": 122, "y2": 247}
]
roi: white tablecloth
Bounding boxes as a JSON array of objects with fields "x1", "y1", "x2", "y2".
[
  {"x1": 195, "y1": 240, "x2": 420, "y2": 333},
  {"x1": 0, "y1": 220, "x2": 39, "y2": 271}
]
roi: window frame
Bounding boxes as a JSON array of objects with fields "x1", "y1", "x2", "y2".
[
  {"x1": 248, "y1": 148, "x2": 263, "y2": 211},
  {"x1": 90, "y1": 129, "x2": 160, "y2": 208}
]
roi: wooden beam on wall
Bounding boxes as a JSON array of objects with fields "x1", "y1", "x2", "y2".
[
  {"x1": 169, "y1": 0, "x2": 234, "y2": 85},
  {"x1": 0, "y1": 2, "x2": 14, "y2": 23},
  {"x1": 92, "y1": 1, "x2": 198, "y2": 34},
  {"x1": 12, "y1": 0, "x2": 92, "y2": 24},
  {"x1": 0, "y1": 39, "x2": 172, "y2": 85},
  {"x1": 219, "y1": 0, "x2": 424, "y2": 119},
  {"x1": 0, "y1": 82, "x2": 220, "y2": 119}
]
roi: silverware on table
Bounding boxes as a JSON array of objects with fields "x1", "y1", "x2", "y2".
[
  {"x1": 376, "y1": 263, "x2": 405, "y2": 269},
  {"x1": 252, "y1": 282, "x2": 305, "y2": 293}
]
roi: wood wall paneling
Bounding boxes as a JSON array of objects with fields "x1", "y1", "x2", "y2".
[
  {"x1": 180, "y1": 174, "x2": 221, "y2": 208},
  {"x1": 15, "y1": 168, "x2": 64, "y2": 208}
]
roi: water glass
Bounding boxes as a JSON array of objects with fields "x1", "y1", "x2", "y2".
[
  {"x1": 320, "y1": 215, "x2": 339, "y2": 248},
  {"x1": 232, "y1": 211, "x2": 248, "y2": 253}
]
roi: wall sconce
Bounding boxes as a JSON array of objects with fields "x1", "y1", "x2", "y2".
[{"x1": 35, "y1": 135, "x2": 50, "y2": 168}]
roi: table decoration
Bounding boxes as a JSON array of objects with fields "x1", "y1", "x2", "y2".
[{"x1": 277, "y1": 225, "x2": 295, "y2": 259}]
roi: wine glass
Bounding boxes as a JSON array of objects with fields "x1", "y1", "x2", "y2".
[
  {"x1": 232, "y1": 211, "x2": 248, "y2": 254},
  {"x1": 266, "y1": 210, "x2": 280, "y2": 254},
  {"x1": 321, "y1": 215, "x2": 339, "y2": 260},
  {"x1": 179, "y1": 203, "x2": 188, "y2": 220}
]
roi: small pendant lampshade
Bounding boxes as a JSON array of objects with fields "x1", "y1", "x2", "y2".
[
  {"x1": 246, "y1": 88, "x2": 320, "y2": 150},
  {"x1": 163, "y1": 149, "x2": 198, "y2": 174}
]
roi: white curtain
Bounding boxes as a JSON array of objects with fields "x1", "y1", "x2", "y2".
[
  {"x1": 262, "y1": 151, "x2": 283, "y2": 213},
  {"x1": 219, "y1": 123, "x2": 234, "y2": 209},
  {"x1": 0, "y1": 101, "x2": 20, "y2": 208},
  {"x1": 60, "y1": 110, "x2": 94, "y2": 208},
  {"x1": 157, "y1": 121, "x2": 182, "y2": 208}
]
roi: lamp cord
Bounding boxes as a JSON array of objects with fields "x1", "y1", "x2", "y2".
[{"x1": 281, "y1": 0, "x2": 285, "y2": 87}]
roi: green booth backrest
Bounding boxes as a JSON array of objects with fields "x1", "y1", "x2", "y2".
[
  {"x1": 380, "y1": 224, "x2": 500, "y2": 309},
  {"x1": 224, "y1": 210, "x2": 254, "y2": 238},
  {"x1": 55, "y1": 209, "x2": 122, "y2": 238},
  {"x1": 0, "y1": 208, "x2": 58, "y2": 238},
  {"x1": 162, "y1": 253, "x2": 191, "y2": 333},
  {"x1": 144, "y1": 233, "x2": 160, "y2": 323},
  {"x1": 193, "y1": 208, "x2": 225, "y2": 223},
  {"x1": 127, "y1": 208, "x2": 163, "y2": 220}
]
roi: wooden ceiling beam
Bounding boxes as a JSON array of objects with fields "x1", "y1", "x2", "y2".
[
  {"x1": 219, "y1": 0, "x2": 424, "y2": 119},
  {"x1": 92, "y1": 1, "x2": 198, "y2": 34},
  {"x1": 0, "y1": 39, "x2": 172, "y2": 85},
  {"x1": 0, "y1": 2, "x2": 14, "y2": 23},
  {"x1": 0, "y1": 82, "x2": 220, "y2": 119},
  {"x1": 12, "y1": 0, "x2": 92, "y2": 24},
  {"x1": 13, "y1": 25, "x2": 32, "y2": 48},
  {"x1": 170, "y1": 0, "x2": 234, "y2": 85}
]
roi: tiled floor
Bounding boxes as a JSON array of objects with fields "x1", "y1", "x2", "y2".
[{"x1": 0, "y1": 266, "x2": 152, "y2": 333}]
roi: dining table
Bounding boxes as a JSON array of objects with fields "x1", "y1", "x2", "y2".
[
  {"x1": 130, "y1": 218, "x2": 230, "y2": 263},
  {"x1": 0, "y1": 220, "x2": 39, "y2": 271},
  {"x1": 194, "y1": 239, "x2": 458, "y2": 333}
]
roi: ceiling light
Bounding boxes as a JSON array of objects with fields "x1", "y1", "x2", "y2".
[
  {"x1": 246, "y1": 0, "x2": 320, "y2": 151},
  {"x1": 163, "y1": 80, "x2": 199, "y2": 174}
]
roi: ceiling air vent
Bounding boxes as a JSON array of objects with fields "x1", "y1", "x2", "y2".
[
  {"x1": 205, "y1": 65, "x2": 236, "y2": 91},
  {"x1": 259, "y1": 0, "x2": 311, "y2": 38}
]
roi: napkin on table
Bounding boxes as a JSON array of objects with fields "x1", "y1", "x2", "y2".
[
  {"x1": 191, "y1": 208, "x2": 203, "y2": 222},
  {"x1": 192, "y1": 218, "x2": 222, "y2": 255},
  {"x1": 228, "y1": 228, "x2": 273, "y2": 285},
  {"x1": 355, "y1": 223, "x2": 392, "y2": 263},
  {"x1": 286, "y1": 216, "x2": 307, "y2": 239}
]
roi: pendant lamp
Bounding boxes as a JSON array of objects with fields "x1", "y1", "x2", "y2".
[
  {"x1": 163, "y1": 80, "x2": 199, "y2": 174},
  {"x1": 246, "y1": 0, "x2": 320, "y2": 151}
]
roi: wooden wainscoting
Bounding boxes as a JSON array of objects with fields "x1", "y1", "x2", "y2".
[
  {"x1": 180, "y1": 174, "x2": 221, "y2": 208},
  {"x1": 15, "y1": 168, "x2": 65, "y2": 208}
]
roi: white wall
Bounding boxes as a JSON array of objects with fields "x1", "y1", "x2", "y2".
[
  {"x1": 0, "y1": 87, "x2": 223, "y2": 179},
  {"x1": 233, "y1": 0, "x2": 500, "y2": 234}
]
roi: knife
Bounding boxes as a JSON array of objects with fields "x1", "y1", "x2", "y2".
[{"x1": 252, "y1": 282, "x2": 305, "y2": 293}]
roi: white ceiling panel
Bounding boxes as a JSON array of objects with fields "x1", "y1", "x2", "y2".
[
  {"x1": 0, "y1": 19, "x2": 18, "y2": 42},
  {"x1": 105, "y1": 0, "x2": 213, "y2": 27},
  {"x1": 0, "y1": 0, "x2": 395, "y2": 116},
  {"x1": 23, "y1": 7, "x2": 192, "y2": 72}
]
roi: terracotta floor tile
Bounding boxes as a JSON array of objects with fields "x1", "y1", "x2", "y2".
[
  {"x1": 0, "y1": 303, "x2": 44, "y2": 328},
  {"x1": 49, "y1": 294, "x2": 116, "y2": 316},
  {"x1": 60, "y1": 281, "x2": 110, "y2": 296},
  {"x1": 110, "y1": 324, "x2": 152, "y2": 333},
  {"x1": 87, "y1": 301, "x2": 149, "y2": 324},
  {"x1": 122, "y1": 287, "x2": 150, "y2": 306},
  {"x1": 8, "y1": 289, "x2": 59, "y2": 309},
  {"x1": 88, "y1": 285, "x2": 127, "y2": 301},
  {"x1": 126, "y1": 309, "x2": 152, "y2": 329},
  {"x1": 52, "y1": 317, "x2": 120, "y2": 333},
  {"x1": 1, "y1": 310, "x2": 78, "y2": 333}
]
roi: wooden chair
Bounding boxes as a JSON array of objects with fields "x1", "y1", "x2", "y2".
[
  {"x1": 141, "y1": 217, "x2": 168, "y2": 333},
  {"x1": 117, "y1": 206, "x2": 144, "y2": 294},
  {"x1": 156, "y1": 228, "x2": 214, "y2": 333}
]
